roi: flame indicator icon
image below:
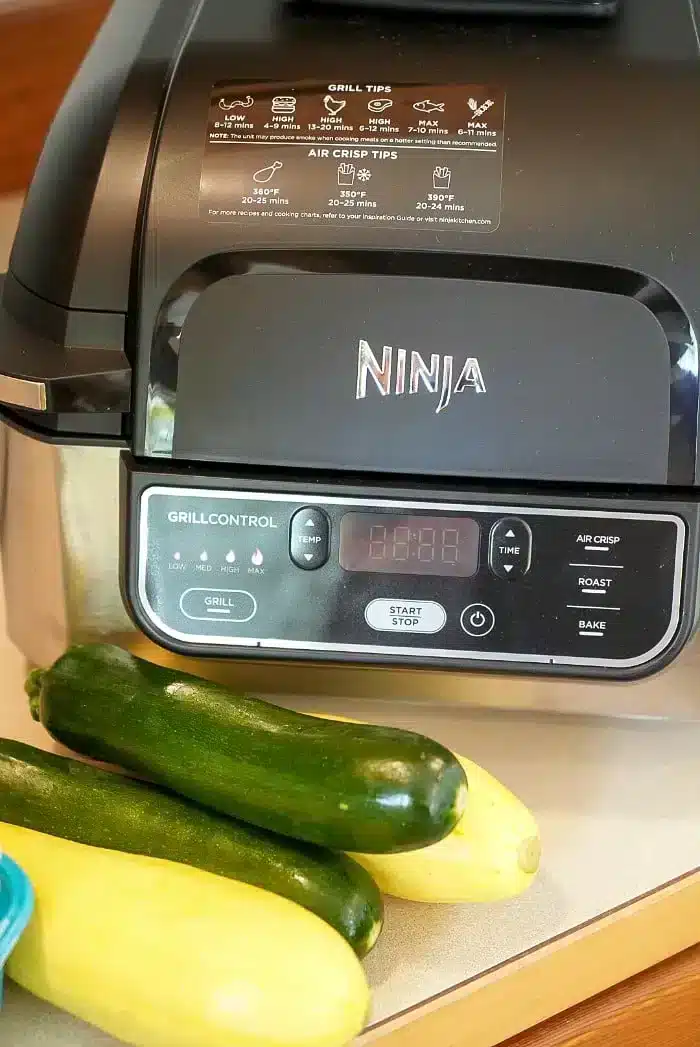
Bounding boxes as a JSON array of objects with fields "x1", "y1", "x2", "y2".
[
  {"x1": 251, "y1": 549, "x2": 264, "y2": 567},
  {"x1": 199, "y1": 551, "x2": 209, "y2": 562},
  {"x1": 225, "y1": 550, "x2": 236, "y2": 564}
]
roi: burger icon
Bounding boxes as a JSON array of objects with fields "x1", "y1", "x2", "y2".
[{"x1": 271, "y1": 95, "x2": 296, "y2": 114}]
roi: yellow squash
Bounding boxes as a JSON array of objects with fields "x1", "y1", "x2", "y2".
[
  {"x1": 312, "y1": 713, "x2": 541, "y2": 903},
  {"x1": 0, "y1": 822, "x2": 370, "y2": 1047}
]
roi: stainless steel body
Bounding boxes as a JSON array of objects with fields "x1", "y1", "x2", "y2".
[{"x1": 3, "y1": 422, "x2": 700, "y2": 720}]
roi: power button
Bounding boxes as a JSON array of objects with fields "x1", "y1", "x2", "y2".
[{"x1": 460, "y1": 603, "x2": 496, "y2": 638}]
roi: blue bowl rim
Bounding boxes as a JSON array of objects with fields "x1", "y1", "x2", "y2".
[{"x1": 0, "y1": 853, "x2": 34, "y2": 968}]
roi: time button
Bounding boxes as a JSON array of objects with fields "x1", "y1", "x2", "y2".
[{"x1": 488, "y1": 518, "x2": 533, "y2": 580}]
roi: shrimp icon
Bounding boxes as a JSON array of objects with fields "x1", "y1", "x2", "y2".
[{"x1": 219, "y1": 95, "x2": 254, "y2": 110}]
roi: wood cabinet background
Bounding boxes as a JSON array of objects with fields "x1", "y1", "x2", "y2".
[{"x1": 0, "y1": 0, "x2": 112, "y2": 195}]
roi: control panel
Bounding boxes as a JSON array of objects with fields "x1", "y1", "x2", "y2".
[{"x1": 133, "y1": 486, "x2": 687, "y2": 674}]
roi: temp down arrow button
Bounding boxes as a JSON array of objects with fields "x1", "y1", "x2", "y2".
[
  {"x1": 488, "y1": 518, "x2": 533, "y2": 580},
  {"x1": 290, "y1": 507, "x2": 331, "y2": 570}
]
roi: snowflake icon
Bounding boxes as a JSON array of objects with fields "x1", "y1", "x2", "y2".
[{"x1": 357, "y1": 168, "x2": 372, "y2": 182}]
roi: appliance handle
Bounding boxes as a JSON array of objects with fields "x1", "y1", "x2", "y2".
[
  {"x1": 0, "y1": 274, "x2": 131, "y2": 415},
  {"x1": 302, "y1": 0, "x2": 621, "y2": 15}
]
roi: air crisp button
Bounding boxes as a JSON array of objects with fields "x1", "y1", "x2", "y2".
[{"x1": 365, "y1": 599, "x2": 447, "y2": 634}]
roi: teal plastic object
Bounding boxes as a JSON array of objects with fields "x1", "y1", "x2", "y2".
[{"x1": 0, "y1": 853, "x2": 34, "y2": 1006}]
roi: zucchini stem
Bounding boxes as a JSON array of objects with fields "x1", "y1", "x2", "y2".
[{"x1": 25, "y1": 669, "x2": 47, "y2": 721}]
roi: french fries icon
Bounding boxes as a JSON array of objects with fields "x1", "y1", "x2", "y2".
[
  {"x1": 337, "y1": 163, "x2": 356, "y2": 186},
  {"x1": 433, "y1": 166, "x2": 452, "y2": 189}
]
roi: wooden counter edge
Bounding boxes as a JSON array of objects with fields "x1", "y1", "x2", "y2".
[
  {"x1": 499, "y1": 941, "x2": 700, "y2": 1047},
  {"x1": 361, "y1": 868, "x2": 700, "y2": 1047}
]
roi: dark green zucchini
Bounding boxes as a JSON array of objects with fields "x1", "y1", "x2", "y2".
[
  {"x1": 27, "y1": 643, "x2": 468, "y2": 853},
  {"x1": 0, "y1": 738, "x2": 383, "y2": 956}
]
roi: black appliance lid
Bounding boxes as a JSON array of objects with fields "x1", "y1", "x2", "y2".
[
  {"x1": 142, "y1": 252, "x2": 693, "y2": 487},
  {"x1": 0, "y1": 0, "x2": 698, "y2": 478}
]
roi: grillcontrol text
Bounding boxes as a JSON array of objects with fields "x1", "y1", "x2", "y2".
[{"x1": 166, "y1": 511, "x2": 279, "y2": 528}]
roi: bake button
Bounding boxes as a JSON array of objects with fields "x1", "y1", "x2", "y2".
[
  {"x1": 179, "y1": 588, "x2": 257, "y2": 623},
  {"x1": 365, "y1": 599, "x2": 446, "y2": 634},
  {"x1": 488, "y1": 518, "x2": 533, "y2": 580},
  {"x1": 574, "y1": 614, "x2": 611, "y2": 640},
  {"x1": 290, "y1": 507, "x2": 330, "y2": 570},
  {"x1": 460, "y1": 603, "x2": 496, "y2": 637}
]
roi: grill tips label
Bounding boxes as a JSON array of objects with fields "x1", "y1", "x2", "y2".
[{"x1": 200, "y1": 81, "x2": 505, "y2": 230}]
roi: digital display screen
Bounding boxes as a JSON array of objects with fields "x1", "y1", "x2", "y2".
[{"x1": 339, "y1": 513, "x2": 480, "y2": 577}]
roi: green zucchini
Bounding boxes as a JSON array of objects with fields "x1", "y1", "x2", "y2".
[
  {"x1": 27, "y1": 643, "x2": 468, "y2": 853},
  {"x1": 0, "y1": 738, "x2": 383, "y2": 957}
]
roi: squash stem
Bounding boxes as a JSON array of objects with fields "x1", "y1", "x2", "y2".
[
  {"x1": 517, "y1": 836, "x2": 542, "y2": 875},
  {"x1": 25, "y1": 669, "x2": 46, "y2": 721}
]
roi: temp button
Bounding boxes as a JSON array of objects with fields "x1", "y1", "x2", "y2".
[
  {"x1": 365, "y1": 599, "x2": 447, "y2": 634},
  {"x1": 489, "y1": 518, "x2": 533, "y2": 580},
  {"x1": 290, "y1": 507, "x2": 330, "y2": 570}
]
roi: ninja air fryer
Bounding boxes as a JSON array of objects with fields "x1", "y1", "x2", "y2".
[{"x1": 0, "y1": 0, "x2": 699, "y2": 688}]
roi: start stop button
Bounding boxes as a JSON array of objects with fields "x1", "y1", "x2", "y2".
[{"x1": 365, "y1": 599, "x2": 446, "y2": 634}]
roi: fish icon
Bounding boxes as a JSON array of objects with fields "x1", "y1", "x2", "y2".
[
  {"x1": 219, "y1": 95, "x2": 254, "y2": 110},
  {"x1": 323, "y1": 94, "x2": 347, "y2": 116},
  {"x1": 412, "y1": 99, "x2": 445, "y2": 113}
]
